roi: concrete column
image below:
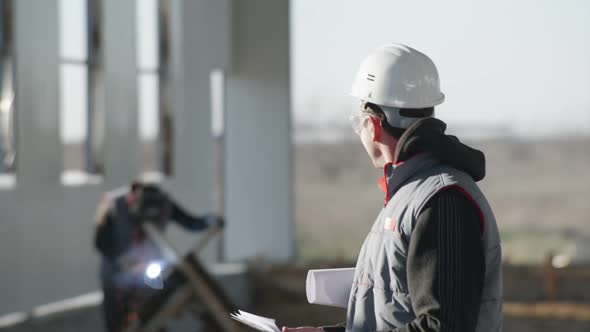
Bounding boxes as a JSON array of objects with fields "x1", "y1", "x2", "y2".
[
  {"x1": 14, "y1": 0, "x2": 61, "y2": 186},
  {"x1": 102, "y1": 0, "x2": 139, "y2": 186},
  {"x1": 224, "y1": 0, "x2": 294, "y2": 262},
  {"x1": 164, "y1": 0, "x2": 230, "y2": 257},
  {"x1": 12, "y1": 0, "x2": 63, "y2": 311}
]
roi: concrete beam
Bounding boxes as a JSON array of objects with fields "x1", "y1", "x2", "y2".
[{"x1": 224, "y1": 0, "x2": 294, "y2": 262}]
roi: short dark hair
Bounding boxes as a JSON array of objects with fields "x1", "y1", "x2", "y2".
[{"x1": 363, "y1": 102, "x2": 433, "y2": 139}]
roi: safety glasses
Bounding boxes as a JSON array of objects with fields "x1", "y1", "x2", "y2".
[{"x1": 349, "y1": 111, "x2": 380, "y2": 135}]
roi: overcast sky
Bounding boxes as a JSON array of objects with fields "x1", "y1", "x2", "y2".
[
  {"x1": 59, "y1": 0, "x2": 590, "y2": 142},
  {"x1": 291, "y1": 0, "x2": 590, "y2": 137}
]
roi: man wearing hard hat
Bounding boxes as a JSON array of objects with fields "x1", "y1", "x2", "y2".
[{"x1": 284, "y1": 44, "x2": 502, "y2": 332}]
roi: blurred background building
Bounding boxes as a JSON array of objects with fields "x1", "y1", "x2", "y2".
[
  {"x1": 0, "y1": 0, "x2": 292, "y2": 329},
  {"x1": 0, "y1": 0, "x2": 589, "y2": 331}
]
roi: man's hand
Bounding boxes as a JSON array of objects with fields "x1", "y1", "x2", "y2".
[{"x1": 281, "y1": 327, "x2": 323, "y2": 332}]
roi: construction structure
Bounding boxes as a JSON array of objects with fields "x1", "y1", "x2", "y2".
[{"x1": 0, "y1": 0, "x2": 293, "y2": 328}]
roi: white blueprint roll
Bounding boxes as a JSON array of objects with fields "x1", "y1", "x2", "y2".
[{"x1": 306, "y1": 268, "x2": 355, "y2": 308}]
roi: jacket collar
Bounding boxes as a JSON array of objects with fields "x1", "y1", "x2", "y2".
[{"x1": 378, "y1": 153, "x2": 439, "y2": 206}]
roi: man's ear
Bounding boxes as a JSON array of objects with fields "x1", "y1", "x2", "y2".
[{"x1": 369, "y1": 116, "x2": 381, "y2": 142}]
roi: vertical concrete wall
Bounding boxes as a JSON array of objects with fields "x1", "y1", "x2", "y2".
[
  {"x1": 224, "y1": 0, "x2": 294, "y2": 262},
  {"x1": 8, "y1": 0, "x2": 71, "y2": 313},
  {"x1": 0, "y1": 0, "x2": 222, "y2": 315},
  {"x1": 0, "y1": 0, "x2": 293, "y2": 316},
  {"x1": 163, "y1": 0, "x2": 230, "y2": 258},
  {"x1": 0, "y1": 0, "x2": 134, "y2": 315},
  {"x1": 102, "y1": 0, "x2": 140, "y2": 186}
]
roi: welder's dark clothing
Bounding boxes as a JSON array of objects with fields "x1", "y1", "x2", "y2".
[{"x1": 94, "y1": 187, "x2": 209, "y2": 332}]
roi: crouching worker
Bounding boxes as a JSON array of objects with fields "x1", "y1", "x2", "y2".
[{"x1": 93, "y1": 182, "x2": 222, "y2": 332}]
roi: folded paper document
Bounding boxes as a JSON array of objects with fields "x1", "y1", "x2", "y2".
[
  {"x1": 230, "y1": 310, "x2": 281, "y2": 332},
  {"x1": 306, "y1": 268, "x2": 355, "y2": 308}
]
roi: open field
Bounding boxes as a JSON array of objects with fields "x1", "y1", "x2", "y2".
[{"x1": 294, "y1": 137, "x2": 590, "y2": 264}]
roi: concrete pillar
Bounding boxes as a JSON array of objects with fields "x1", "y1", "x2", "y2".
[
  {"x1": 14, "y1": 1, "x2": 61, "y2": 186},
  {"x1": 12, "y1": 0, "x2": 63, "y2": 310},
  {"x1": 164, "y1": 0, "x2": 230, "y2": 257},
  {"x1": 102, "y1": 0, "x2": 139, "y2": 186},
  {"x1": 224, "y1": 0, "x2": 294, "y2": 262}
]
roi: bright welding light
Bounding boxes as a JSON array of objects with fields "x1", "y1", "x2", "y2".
[{"x1": 145, "y1": 262, "x2": 162, "y2": 279}]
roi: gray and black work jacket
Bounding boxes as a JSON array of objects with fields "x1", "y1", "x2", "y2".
[{"x1": 326, "y1": 118, "x2": 502, "y2": 332}]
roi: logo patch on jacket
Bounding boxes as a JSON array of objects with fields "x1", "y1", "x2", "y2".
[{"x1": 384, "y1": 217, "x2": 396, "y2": 231}]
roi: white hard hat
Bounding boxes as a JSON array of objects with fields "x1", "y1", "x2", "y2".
[{"x1": 351, "y1": 43, "x2": 444, "y2": 128}]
